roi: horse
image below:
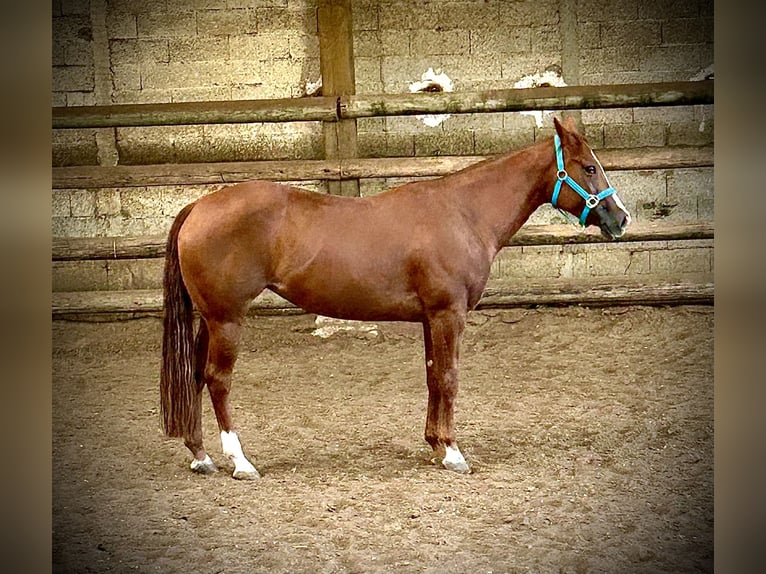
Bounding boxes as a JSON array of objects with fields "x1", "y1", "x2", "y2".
[{"x1": 160, "y1": 116, "x2": 631, "y2": 479}]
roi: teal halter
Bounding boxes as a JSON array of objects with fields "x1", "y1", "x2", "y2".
[{"x1": 551, "y1": 134, "x2": 615, "y2": 226}]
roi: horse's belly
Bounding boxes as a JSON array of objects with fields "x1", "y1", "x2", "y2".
[{"x1": 269, "y1": 272, "x2": 423, "y2": 323}]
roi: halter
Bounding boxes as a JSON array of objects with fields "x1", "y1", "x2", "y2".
[{"x1": 551, "y1": 133, "x2": 615, "y2": 226}]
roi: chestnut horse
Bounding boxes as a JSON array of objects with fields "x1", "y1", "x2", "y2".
[{"x1": 160, "y1": 117, "x2": 630, "y2": 479}]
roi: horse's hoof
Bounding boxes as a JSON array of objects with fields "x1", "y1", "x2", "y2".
[
  {"x1": 190, "y1": 455, "x2": 217, "y2": 475},
  {"x1": 443, "y1": 458, "x2": 472, "y2": 474},
  {"x1": 442, "y1": 445, "x2": 472, "y2": 474},
  {"x1": 232, "y1": 468, "x2": 261, "y2": 480}
]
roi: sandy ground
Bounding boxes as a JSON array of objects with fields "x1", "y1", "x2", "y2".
[{"x1": 53, "y1": 305, "x2": 713, "y2": 573}]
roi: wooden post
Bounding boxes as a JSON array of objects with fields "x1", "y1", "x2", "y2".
[{"x1": 317, "y1": 0, "x2": 359, "y2": 196}]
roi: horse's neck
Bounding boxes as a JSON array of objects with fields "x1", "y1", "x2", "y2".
[{"x1": 446, "y1": 138, "x2": 554, "y2": 253}]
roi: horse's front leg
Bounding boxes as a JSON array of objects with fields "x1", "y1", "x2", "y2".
[
  {"x1": 205, "y1": 319, "x2": 261, "y2": 480},
  {"x1": 422, "y1": 309, "x2": 471, "y2": 473}
]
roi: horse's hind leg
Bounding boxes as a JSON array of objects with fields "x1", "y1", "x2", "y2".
[
  {"x1": 205, "y1": 318, "x2": 260, "y2": 480},
  {"x1": 186, "y1": 319, "x2": 217, "y2": 474}
]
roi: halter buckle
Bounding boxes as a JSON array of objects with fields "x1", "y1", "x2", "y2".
[{"x1": 585, "y1": 194, "x2": 600, "y2": 209}]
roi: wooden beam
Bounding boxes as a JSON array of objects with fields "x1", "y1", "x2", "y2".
[
  {"x1": 51, "y1": 222, "x2": 714, "y2": 261},
  {"x1": 53, "y1": 81, "x2": 714, "y2": 129},
  {"x1": 341, "y1": 80, "x2": 714, "y2": 118},
  {"x1": 52, "y1": 145, "x2": 714, "y2": 188},
  {"x1": 317, "y1": 0, "x2": 359, "y2": 196},
  {"x1": 52, "y1": 96, "x2": 339, "y2": 129},
  {"x1": 51, "y1": 278, "x2": 714, "y2": 317}
]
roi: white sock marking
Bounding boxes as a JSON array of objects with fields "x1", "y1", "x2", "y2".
[
  {"x1": 220, "y1": 431, "x2": 257, "y2": 475},
  {"x1": 443, "y1": 445, "x2": 467, "y2": 468}
]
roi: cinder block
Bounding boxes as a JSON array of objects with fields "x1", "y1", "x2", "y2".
[
  {"x1": 169, "y1": 37, "x2": 230, "y2": 62},
  {"x1": 107, "y1": 259, "x2": 164, "y2": 290},
  {"x1": 410, "y1": 29, "x2": 470, "y2": 57},
  {"x1": 229, "y1": 32, "x2": 291, "y2": 61},
  {"x1": 63, "y1": 38, "x2": 93, "y2": 66},
  {"x1": 128, "y1": 124, "x2": 211, "y2": 163},
  {"x1": 444, "y1": 113, "x2": 503, "y2": 132},
  {"x1": 119, "y1": 188, "x2": 165, "y2": 219},
  {"x1": 109, "y1": 38, "x2": 139, "y2": 64},
  {"x1": 66, "y1": 92, "x2": 96, "y2": 106},
  {"x1": 414, "y1": 130, "x2": 474, "y2": 157},
  {"x1": 575, "y1": 0, "x2": 638, "y2": 22},
  {"x1": 95, "y1": 189, "x2": 122, "y2": 217},
  {"x1": 603, "y1": 123, "x2": 667, "y2": 148},
  {"x1": 70, "y1": 190, "x2": 97, "y2": 217},
  {"x1": 52, "y1": 192, "x2": 70, "y2": 217},
  {"x1": 355, "y1": 56, "x2": 383, "y2": 93},
  {"x1": 474, "y1": 129, "x2": 534, "y2": 155},
  {"x1": 580, "y1": 46, "x2": 641, "y2": 76},
  {"x1": 171, "y1": 86, "x2": 232, "y2": 103},
  {"x1": 632, "y1": 106, "x2": 695, "y2": 124},
  {"x1": 352, "y1": 0, "x2": 379, "y2": 31},
  {"x1": 53, "y1": 129, "x2": 98, "y2": 167},
  {"x1": 196, "y1": 9, "x2": 255, "y2": 36},
  {"x1": 496, "y1": 0, "x2": 560, "y2": 26},
  {"x1": 607, "y1": 170, "x2": 668, "y2": 216},
  {"x1": 470, "y1": 28, "x2": 532, "y2": 56},
  {"x1": 379, "y1": 2, "x2": 495, "y2": 31},
  {"x1": 288, "y1": 33, "x2": 319, "y2": 60},
  {"x1": 667, "y1": 168, "x2": 713, "y2": 204},
  {"x1": 137, "y1": 11, "x2": 197, "y2": 39},
  {"x1": 111, "y1": 88, "x2": 171, "y2": 104},
  {"x1": 53, "y1": 261, "x2": 109, "y2": 292},
  {"x1": 530, "y1": 26, "x2": 561, "y2": 56},
  {"x1": 141, "y1": 61, "x2": 231, "y2": 90},
  {"x1": 667, "y1": 120, "x2": 714, "y2": 147},
  {"x1": 53, "y1": 65, "x2": 95, "y2": 92},
  {"x1": 501, "y1": 54, "x2": 562, "y2": 82},
  {"x1": 53, "y1": 15, "x2": 91, "y2": 42},
  {"x1": 626, "y1": 250, "x2": 651, "y2": 275},
  {"x1": 106, "y1": 12, "x2": 137, "y2": 39},
  {"x1": 639, "y1": 45, "x2": 701, "y2": 74},
  {"x1": 662, "y1": 18, "x2": 706, "y2": 44},
  {"x1": 585, "y1": 248, "x2": 631, "y2": 276},
  {"x1": 52, "y1": 92, "x2": 67, "y2": 106},
  {"x1": 638, "y1": 0, "x2": 698, "y2": 19},
  {"x1": 600, "y1": 21, "x2": 661, "y2": 48},
  {"x1": 111, "y1": 64, "x2": 141, "y2": 91},
  {"x1": 650, "y1": 247, "x2": 712, "y2": 274},
  {"x1": 256, "y1": 6, "x2": 316, "y2": 33},
  {"x1": 354, "y1": 31, "x2": 410, "y2": 58},
  {"x1": 578, "y1": 22, "x2": 601, "y2": 48}
]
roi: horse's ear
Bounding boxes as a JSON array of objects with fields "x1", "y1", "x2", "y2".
[
  {"x1": 554, "y1": 116, "x2": 571, "y2": 142},
  {"x1": 554, "y1": 115, "x2": 580, "y2": 145},
  {"x1": 554, "y1": 116, "x2": 564, "y2": 137}
]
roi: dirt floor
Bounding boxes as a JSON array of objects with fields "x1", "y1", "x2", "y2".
[{"x1": 52, "y1": 305, "x2": 713, "y2": 574}]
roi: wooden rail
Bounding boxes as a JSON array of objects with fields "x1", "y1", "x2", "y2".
[
  {"x1": 52, "y1": 145, "x2": 713, "y2": 189},
  {"x1": 342, "y1": 81, "x2": 714, "y2": 119},
  {"x1": 52, "y1": 81, "x2": 713, "y2": 129},
  {"x1": 51, "y1": 277, "x2": 714, "y2": 317},
  {"x1": 52, "y1": 222, "x2": 713, "y2": 262}
]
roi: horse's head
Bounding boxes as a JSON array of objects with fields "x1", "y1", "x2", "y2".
[{"x1": 550, "y1": 116, "x2": 631, "y2": 239}]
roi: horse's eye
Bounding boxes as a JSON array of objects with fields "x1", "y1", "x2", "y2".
[{"x1": 584, "y1": 165, "x2": 597, "y2": 175}]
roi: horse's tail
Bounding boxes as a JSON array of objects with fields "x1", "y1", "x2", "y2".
[{"x1": 160, "y1": 202, "x2": 198, "y2": 438}]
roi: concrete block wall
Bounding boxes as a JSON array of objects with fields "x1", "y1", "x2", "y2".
[{"x1": 52, "y1": 0, "x2": 714, "y2": 294}]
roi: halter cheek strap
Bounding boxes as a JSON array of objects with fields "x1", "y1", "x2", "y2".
[{"x1": 551, "y1": 134, "x2": 615, "y2": 226}]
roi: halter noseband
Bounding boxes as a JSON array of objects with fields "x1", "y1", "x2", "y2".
[{"x1": 551, "y1": 133, "x2": 615, "y2": 226}]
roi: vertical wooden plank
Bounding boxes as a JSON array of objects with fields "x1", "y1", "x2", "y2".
[{"x1": 318, "y1": 0, "x2": 359, "y2": 196}]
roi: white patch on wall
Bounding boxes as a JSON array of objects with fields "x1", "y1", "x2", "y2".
[
  {"x1": 409, "y1": 68, "x2": 454, "y2": 127},
  {"x1": 690, "y1": 64, "x2": 714, "y2": 133},
  {"x1": 513, "y1": 70, "x2": 568, "y2": 128}
]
